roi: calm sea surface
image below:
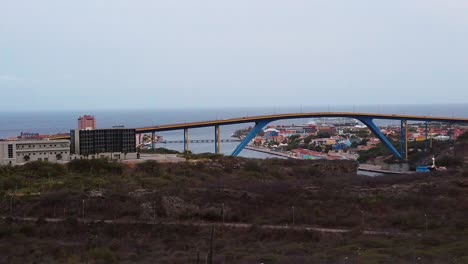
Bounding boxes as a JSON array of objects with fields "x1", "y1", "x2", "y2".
[{"x1": 0, "y1": 104, "x2": 467, "y2": 158}]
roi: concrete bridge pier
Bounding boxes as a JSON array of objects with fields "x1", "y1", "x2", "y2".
[
  {"x1": 151, "y1": 132, "x2": 155, "y2": 151},
  {"x1": 425, "y1": 122, "x2": 429, "y2": 152},
  {"x1": 400, "y1": 120, "x2": 408, "y2": 161},
  {"x1": 215, "y1": 125, "x2": 221, "y2": 154},
  {"x1": 184, "y1": 128, "x2": 189, "y2": 153}
]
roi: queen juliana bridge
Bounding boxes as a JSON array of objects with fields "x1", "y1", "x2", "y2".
[{"x1": 133, "y1": 112, "x2": 468, "y2": 161}]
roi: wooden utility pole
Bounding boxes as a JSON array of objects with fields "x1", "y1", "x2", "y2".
[{"x1": 207, "y1": 226, "x2": 214, "y2": 264}]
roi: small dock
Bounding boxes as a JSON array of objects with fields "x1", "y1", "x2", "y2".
[{"x1": 358, "y1": 164, "x2": 414, "y2": 175}]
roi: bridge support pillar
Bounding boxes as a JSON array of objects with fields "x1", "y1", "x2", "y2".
[
  {"x1": 184, "y1": 128, "x2": 189, "y2": 153},
  {"x1": 424, "y1": 121, "x2": 429, "y2": 152},
  {"x1": 231, "y1": 120, "x2": 270, "y2": 156},
  {"x1": 151, "y1": 132, "x2": 155, "y2": 151},
  {"x1": 358, "y1": 117, "x2": 403, "y2": 160},
  {"x1": 215, "y1": 125, "x2": 221, "y2": 154},
  {"x1": 400, "y1": 120, "x2": 408, "y2": 161}
]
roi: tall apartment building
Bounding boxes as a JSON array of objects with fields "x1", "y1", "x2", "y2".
[
  {"x1": 78, "y1": 115, "x2": 96, "y2": 130},
  {"x1": 70, "y1": 128, "x2": 137, "y2": 160},
  {"x1": 0, "y1": 140, "x2": 70, "y2": 166}
]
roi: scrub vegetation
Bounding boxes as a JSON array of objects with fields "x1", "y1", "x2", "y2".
[{"x1": 0, "y1": 156, "x2": 468, "y2": 263}]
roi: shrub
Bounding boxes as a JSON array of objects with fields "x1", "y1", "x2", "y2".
[
  {"x1": 457, "y1": 132, "x2": 468, "y2": 142},
  {"x1": 463, "y1": 170, "x2": 468, "y2": 178},
  {"x1": 68, "y1": 159, "x2": 124, "y2": 175},
  {"x1": 41, "y1": 191, "x2": 69, "y2": 206},
  {"x1": 135, "y1": 160, "x2": 162, "y2": 176},
  {"x1": 0, "y1": 175, "x2": 24, "y2": 191},
  {"x1": 437, "y1": 156, "x2": 463, "y2": 167},
  {"x1": 18, "y1": 224, "x2": 35, "y2": 236},
  {"x1": 0, "y1": 224, "x2": 16, "y2": 238},
  {"x1": 244, "y1": 160, "x2": 261, "y2": 172},
  {"x1": 21, "y1": 161, "x2": 66, "y2": 178},
  {"x1": 88, "y1": 247, "x2": 117, "y2": 264}
]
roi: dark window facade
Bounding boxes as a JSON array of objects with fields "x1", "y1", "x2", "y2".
[
  {"x1": 70, "y1": 129, "x2": 136, "y2": 155},
  {"x1": 7, "y1": 144, "x2": 13, "y2": 159}
]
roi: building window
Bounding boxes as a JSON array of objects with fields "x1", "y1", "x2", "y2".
[{"x1": 7, "y1": 144, "x2": 13, "y2": 159}]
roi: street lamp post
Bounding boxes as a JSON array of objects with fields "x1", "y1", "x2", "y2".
[
  {"x1": 424, "y1": 213, "x2": 428, "y2": 233},
  {"x1": 360, "y1": 210, "x2": 365, "y2": 227},
  {"x1": 222, "y1": 203, "x2": 225, "y2": 224},
  {"x1": 292, "y1": 206, "x2": 295, "y2": 225},
  {"x1": 82, "y1": 199, "x2": 85, "y2": 219},
  {"x1": 10, "y1": 195, "x2": 13, "y2": 216}
]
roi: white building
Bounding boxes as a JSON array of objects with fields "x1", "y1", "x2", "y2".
[{"x1": 0, "y1": 140, "x2": 70, "y2": 166}]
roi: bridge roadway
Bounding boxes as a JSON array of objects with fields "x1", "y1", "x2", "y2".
[{"x1": 135, "y1": 112, "x2": 468, "y2": 133}]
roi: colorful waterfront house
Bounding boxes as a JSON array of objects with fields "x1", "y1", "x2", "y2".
[
  {"x1": 304, "y1": 125, "x2": 317, "y2": 134},
  {"x1": 311, "y1": 138, "x2": 328, "y2": 146},
  {"x1": 345, "y1": 139, "x2": 352, "y2": 147},
  {"x1": 253, "y1": 137, "x2": 264, "y2": 146},
  {"x1": 335, "y1": 143, "x2": 347, "y2": 151}
]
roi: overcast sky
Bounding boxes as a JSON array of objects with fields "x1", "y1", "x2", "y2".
[{"x1": 1, "y1": 1, "x2": 467, "y2": 111}]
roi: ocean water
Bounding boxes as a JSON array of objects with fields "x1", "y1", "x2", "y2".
[{"x1": 0, "y1": 104, "x2": 467, "y2": 157}]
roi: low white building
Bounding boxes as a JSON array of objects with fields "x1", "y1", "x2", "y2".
[{"x1": 0, "y1": 140, "x2": 70, "y2": 166}]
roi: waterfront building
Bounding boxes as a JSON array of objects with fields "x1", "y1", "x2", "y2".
[
  {"x1": 78, "y1": 115, "x2": 96, "y2": 130},
  {"x1": 277, "y1": 125, "x2": 308, "y2": 136},
  {"x1": 314, "y1": 117, "x2": 358, "y2": 126},
  {"x1": 70, "y1": 128, "x2": 137, "y2": 160},
  {"x1": 0, "y1": 139, "x2": 70, "y2": 166},
  {"x1": 19, "y1": 132, "x2": 40, "y2": 140},
  {"x1": 303, "y1": 125, "x2": 317, "y2": 134},
  {"x1": 316, "y1": 125, "x2": 337, "y2": 136}
]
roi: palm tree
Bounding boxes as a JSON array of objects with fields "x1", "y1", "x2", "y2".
[{"x1": 24, "y1": 155, "x2": 30, "y2": 162}]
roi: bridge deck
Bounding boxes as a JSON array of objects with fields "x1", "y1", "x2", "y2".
[
  {"x1": 48, "y1": 112, "x2": 468, "y2": 140},
  {"x1": 135, "y1": 112, "x2": 468, "y2": 133}
]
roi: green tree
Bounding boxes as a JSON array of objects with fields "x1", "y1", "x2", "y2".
[
  {"x1": 288, "y1": 134, "x2": 301, "y2": 141},
  {"x1": 316, "y1": 132, "x2": 331, "y2": 138}
]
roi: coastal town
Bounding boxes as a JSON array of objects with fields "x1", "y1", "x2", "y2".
[{"x1": 232, "y1": 117, "x2": 468, "y2": 166}]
